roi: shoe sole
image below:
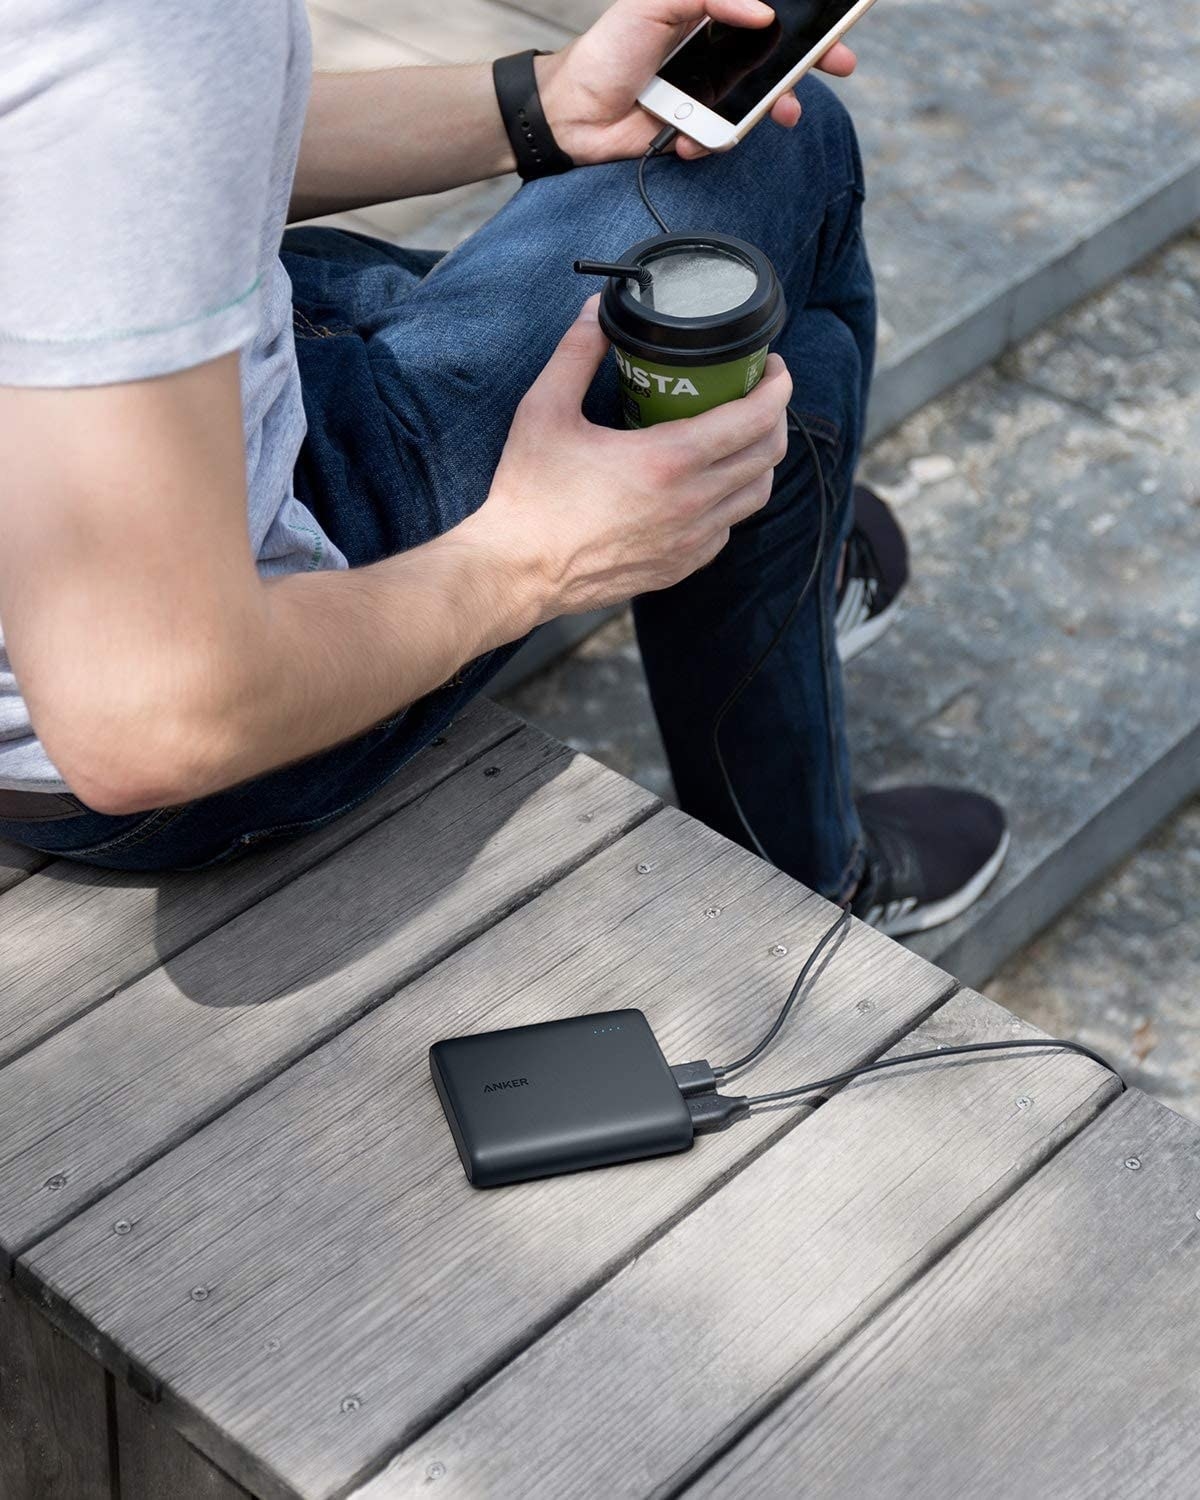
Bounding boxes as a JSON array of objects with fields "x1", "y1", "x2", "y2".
[
  {"x1": 873, "y1": 829, "x2": 1011, "y2": 938},
  {"x1": 837, "y1": 597, "x2": 902, "y2": 663}
]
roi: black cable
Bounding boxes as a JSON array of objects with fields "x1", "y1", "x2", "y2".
[
  {"x1": 637, "y1": 138, "x2": 831, "y2": 869},
  {"x1": 715, "y1": 903, "x2": 850, "y2": 1077},
  {"x1": 637, "y1": 149, "x2": 673, "y2": 234},
  {"x1": 686, "y1": 1036, "x2": 1125, "y2": 1132},
  {"x1": 743, "y1": 1036, "x2": 1125, "y2": 1106}
]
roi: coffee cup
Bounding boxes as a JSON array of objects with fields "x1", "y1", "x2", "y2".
[{"x1": 594, "y1": 232, "x2": 786, "y2": 428}]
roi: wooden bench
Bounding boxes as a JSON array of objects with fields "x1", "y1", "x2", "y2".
[{"x1": 2, "y1": 700, "x2": 1198, "y2": 1499}]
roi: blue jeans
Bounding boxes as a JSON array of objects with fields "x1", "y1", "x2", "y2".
[{"x1": 1, "y1": 77, "x2": 874, "y2": 898}]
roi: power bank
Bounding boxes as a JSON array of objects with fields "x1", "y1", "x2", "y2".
[{"x1": 430, "y1": 1009, "x2": 694, "y2": 1187}]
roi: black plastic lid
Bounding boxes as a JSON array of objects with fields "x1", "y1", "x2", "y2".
[{"x1": 598, "y1": 231, "x2": 786, "y2": 367}]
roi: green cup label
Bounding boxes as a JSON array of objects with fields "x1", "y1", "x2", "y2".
[{"x1": 614, "y1": 344, "x2": 769, "y2": 428}]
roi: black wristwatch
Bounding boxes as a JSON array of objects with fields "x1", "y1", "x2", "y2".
[{"x1": 492, "y1": 49, "x2": 576, "y2": 182}]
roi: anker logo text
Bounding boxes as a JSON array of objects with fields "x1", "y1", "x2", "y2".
[{"x1": 483, "y1": 1077, "x2": 530, "y2": 1093}]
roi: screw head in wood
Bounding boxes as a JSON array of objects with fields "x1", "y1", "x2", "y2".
[
  {"x1": 1015, "y1": 1096, "x2": 1032, "y2": 1111},
  {"x1": 856, "y1": 999, "x2": 873, "y2": 1014},
  {"x1": 703, "y1": 906, "x2": 722, "y2": 919},
  {"x1": 636, "y1": 861, "x2": 655, "y2": 874},
  {"x1": 113, "y1": 1219, "x2": 133, "y2": 1236},
  {"x1": 578, "y1": 811, "x2": 595, "y2": 822},
  {"x1": 341, "y1": 1395, "x2": 362, "y2": 1413},
  {"x1": 44, "y1": 1174, "x2": 67, "y2": 1192},
  {"x1": 1125, "y1": 1157, "x2": 1141, "y2": 1170},
  {"x1": 190, "y1": 1286, "x2": 210, "y2": 1302},
  {"x1": 770, "y1": 944, "x2": 789, "y2": 957},
  {"x1": 482, "y1": 765, "x2": 501, "y2": 778},
  {"x1": 264, "y1": 1338, "x2": 281, "y2": 1354},
  {"x1": 427, "y1": 1463, "x2": 446, "y2": 1480},
  {"x1": 431, "y1": 736, "x2": 446, "y2": 747}
]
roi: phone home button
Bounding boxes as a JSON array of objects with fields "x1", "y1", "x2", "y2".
[{"x1": 673, "y1": 102, "x2": 694, "y2": 120}]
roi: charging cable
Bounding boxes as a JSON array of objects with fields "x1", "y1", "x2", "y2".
[
  {"x1": 673, "y1": 903, "x2": 1125, "y2": 1132},
  {"x1": 637, "y1": 135, "x2": 1124, "y2": 1129},
  {"x1": 672, "y1": 889, "x2": 1124, "y2": 1131}
]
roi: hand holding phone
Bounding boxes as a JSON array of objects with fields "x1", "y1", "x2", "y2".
[
  {"x1": 533, "y1": 1, "x2": 855, "y2": 169},
  {"x1": 639, "y1": 0, "x2": 876, "y2": 153}
]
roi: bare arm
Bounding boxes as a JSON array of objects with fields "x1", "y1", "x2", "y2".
[
  {"x1": 290, "y1": 63, "x2": 516, "y2": 221},
  {"x1": 0, "y1": 304, "x2": 790, "y2": 815}
]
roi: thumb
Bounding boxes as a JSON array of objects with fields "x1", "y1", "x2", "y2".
[{"x1": 528, "y1": 296, "x2": 609, "y2": 417}]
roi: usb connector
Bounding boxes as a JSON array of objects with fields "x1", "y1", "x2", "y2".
[
  {"x1": 687, "y1": 1092, "x2": 750, "y2": 1133},
  {"x1": 670, "y1": 1059, "x2": 718, "y2": 1099}
]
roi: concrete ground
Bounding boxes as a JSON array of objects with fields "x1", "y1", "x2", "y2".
[
  {"x1": 501, "y1": 231, "x2": 1200, "y2": 1122},
  {"x1": 990, "y1": 798, "x2": 1200, "y2": 1123}
]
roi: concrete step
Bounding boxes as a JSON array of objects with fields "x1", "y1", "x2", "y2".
[
  {"x1": 850, "y1": 228, "x2": 1200, "y2": 986},
  {"x1": 499, "y1": 230, "x2": 1200, "y2": 994}
]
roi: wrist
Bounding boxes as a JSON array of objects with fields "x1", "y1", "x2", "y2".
[
  {"x1": 533, "y1": 47, "x2": 590, "y2": 166},
  {"x1": 450, "y1": 505, "x2": 560, "y2": 645}
]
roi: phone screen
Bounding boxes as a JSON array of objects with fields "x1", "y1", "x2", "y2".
[{"x1": 659, "y1": 1, "x2": 859, "y2": 125}]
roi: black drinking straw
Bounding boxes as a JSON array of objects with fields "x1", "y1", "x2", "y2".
[{"x1": 573, "y1": 258, "x2": 652, "y2": 291}]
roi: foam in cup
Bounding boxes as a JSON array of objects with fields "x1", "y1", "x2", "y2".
[{"x1": 633, "y1": 249, "x2": 759, "y2": 319}]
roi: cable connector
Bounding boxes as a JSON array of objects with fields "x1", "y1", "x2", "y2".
[
  {"x1": 687, "y1": 1092, "x2": 750, "y2": 1134},
  {"x1": 671, "y1": 1059, "x2": 718, "y2": 1099},
  {"x1": 646, "y1": 124, "x2": 679, "y2": 157}
]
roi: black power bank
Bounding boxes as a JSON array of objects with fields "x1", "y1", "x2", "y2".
[{"x1": 430, "y1": 1009, "x2": 694, "y2": 1187}]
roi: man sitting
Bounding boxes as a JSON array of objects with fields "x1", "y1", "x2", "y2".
[{"x1": 0, "y1": 0, "x2": 1006, "y2": 934}]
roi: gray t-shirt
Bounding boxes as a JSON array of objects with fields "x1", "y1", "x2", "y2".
[{"x1": 0, "y1": 0, "x2": 346, "y2": 791}]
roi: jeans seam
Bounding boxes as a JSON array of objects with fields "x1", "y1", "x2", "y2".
[
  {"x1": 776, "y1": 182, "x2": 858, "y2": 294},
  {"x1": 292, "y1": 308, "x2": 355, "y2": 341},
  {"x1": 832, "y1": 836, "x2": 867, "y2": 903},
  {"x1": 63, "y1": 803, "x2": 189, "y2": 858},
  {"x1": 180, "y1": 771, "x2": 404, "y2": 870}
]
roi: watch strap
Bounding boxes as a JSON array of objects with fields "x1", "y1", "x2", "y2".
[{"x1": 492, "y1": 49, "x2": 575, "y2": 182}]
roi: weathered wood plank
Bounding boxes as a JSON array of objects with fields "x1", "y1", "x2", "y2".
[
  {"x1": 0, "y1": 840, "x2": 48, "y2": 897},
  {"x1": 691, "y1": 1087, "x2": 1200, "y2": 1500},
  {"x1": 115, "y1": 1382, "x2": 252, "y2": 1500},
  {"x1": 0, "y1": 700, "x2": 517, "y2": 1068},
  {"x1": 307, "y1": 4, "x2": 427, "y2": 69},
  {"x1": 0, "y1": 1282, "x2": 110, "y2": 1500},
  {"x1": 0, "y1": 726, "x2": 656, "y2": 1260},
  {"x1": 316, "y1": 0, "x2": 573, "y2": 63},
  {"x1": 25, "y1": 812, "x2": 957, "y2": 1500},
  {"x1": 352, "y1": 991, "x2": 1120, "y2": 1500}
]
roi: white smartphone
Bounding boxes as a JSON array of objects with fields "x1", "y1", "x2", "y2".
[{"x1": 638, "y1": 0, "x2": 880, "y2": 153}]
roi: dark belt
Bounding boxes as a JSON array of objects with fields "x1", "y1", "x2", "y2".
[{"x1": 0, "y1": 788, "x2": 87, "y2": 823}]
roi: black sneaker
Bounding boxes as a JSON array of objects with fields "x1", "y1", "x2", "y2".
[
  {"x1": 852, "y1": 786, "x2": 1009, "y2": 936},
  {"x1": 836, "y1": 484, "x2": 909, "y2": 662}
]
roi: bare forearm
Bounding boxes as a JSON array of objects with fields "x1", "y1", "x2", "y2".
[
  {"x1": 162, "y1": 517, "x2": 543, "y2": 808},
  {"x1": 248, "y1": 521, "x2": 538, "y2": 773},
  {"x1": 290, "y1": 63, "x2": 516, "y2": 220}
]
